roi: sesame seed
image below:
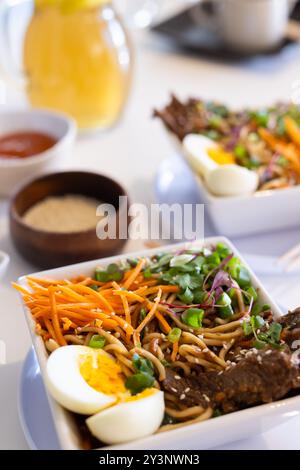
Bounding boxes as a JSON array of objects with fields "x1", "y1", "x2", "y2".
[
  {"x1": 174, "y1": 375, "x2": 181, "y2": 380},
  {"x1": 203, "y1": 348, "x2": 209, "y2": 353},
  {"x1": 180, "y1": 394, "x2": 186, "y2": 400},
  {"x1": 185, "y1": 387, "x2": 191, "y2": 393},
  {"x1": 265, "y1": 349, "x2": 272, "y2": 355},
  {"x1": 257, "y1": 355, "x2": 262, "y2": 364},
  {"x1": 203, "y1": 394, "x2": 210, "y2": 402},
  {"x1": 171, "y1": 387, "x2": 178, "y2": 393}
]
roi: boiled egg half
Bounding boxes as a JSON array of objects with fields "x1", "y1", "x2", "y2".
[
  {"x1": 86, "y1": 388, "x2": 165, "y2": 445},
  {"x1": 183, "y1": 134, "x2": 259, "y2": 197},
  {"x1": 45, "y1": 345, "x2": 127, "y2": 415}
]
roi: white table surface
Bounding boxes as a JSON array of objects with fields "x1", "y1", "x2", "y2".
[{"x1": 1, "y1": 0, "x2": 300, "y2": 450}]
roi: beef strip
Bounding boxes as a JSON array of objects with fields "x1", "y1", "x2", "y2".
[
  {"x1": 162, "y1": 349, "x2": 300, "y2": 413},
  {"x1": 278, "y1": 308, "x2": 300, "y2": 349}
]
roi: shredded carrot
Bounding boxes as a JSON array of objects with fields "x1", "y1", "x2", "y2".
[
  {"x1": 155, "y1": 311, "x2": 172, "y2": 334},
  {"x1": 259, "y1": 127, "x2": 300, "y2": 173},
  {"x1": 135, "y1": 289, "x2": 162, "y2": 335},
  {"x1": 123, "y1": 259, "x2": 146, "y2": 289},
  {"x1": 49, "y1": 288, "x2": 66, "y2": 346},
  {"x1": 121, "y1": 296, "x2": 131, "y2": 326},
  {"x1": 44, "y1": 318, "x2": 57, "y2": 342},
  {"x1": 12, "y1": 282, "x2": 32, "y2": 296},
  {"x1": 284, "y1": 116, "x2": 300, "y2": 147},
  {"x1": 142, "y1": 285, "x2": 179, "y2": 296},
  {"x1": 171, "y1": 341, "x2": 179, "y2": 362},
  {"x1": 112, "y1": 290, "x2": 145, "y2": 303}
]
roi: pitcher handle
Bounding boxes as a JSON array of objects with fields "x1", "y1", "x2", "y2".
[{"x1": 0, "y1": 0, "x2": 32, "y2": 90}]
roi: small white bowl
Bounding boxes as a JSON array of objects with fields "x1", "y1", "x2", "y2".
[
  {"x1": 0, "y1": 251, "x2": 9, "y2": 278},
  {"x1": 0, "y1": 109, "x2": 77, "y2": 197}
]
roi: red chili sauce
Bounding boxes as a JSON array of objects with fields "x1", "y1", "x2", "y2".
[{"x1": 0, "y1": 131, "x2": 57, "y2": 159}]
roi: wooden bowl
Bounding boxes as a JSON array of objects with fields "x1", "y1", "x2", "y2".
[{"x1": 10, "y1": 171, "x2": 129, "y2": 269}]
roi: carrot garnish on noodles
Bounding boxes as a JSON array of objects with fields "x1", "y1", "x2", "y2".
[
  {"x1": 123, "y1": 259, "x2": 146, "y2": 289},
  {"x1": 49, "y1": 287, "x2": 67, "y2": 346}
]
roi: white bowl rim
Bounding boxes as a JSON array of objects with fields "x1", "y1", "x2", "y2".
[
  {"x1": 16, "y1": 236, "x2": 299, "y2": 451},
  {"x1": 0, "y1": 108, "x2": 77, "y2": 168}
]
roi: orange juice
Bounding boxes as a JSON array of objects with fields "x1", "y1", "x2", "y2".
[{"x1": 23, "y1": 1, "x2": 132, "y2": 130}]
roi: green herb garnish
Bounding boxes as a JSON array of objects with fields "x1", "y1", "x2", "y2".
[{"x1": 88, "y1": 334, "x2": 106, "y2": 349}]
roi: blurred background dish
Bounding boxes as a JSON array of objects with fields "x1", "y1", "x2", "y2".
[
  {"x1": 0, "y1": 0, "x2": 133, "y2": 131},
  {"x1": 152, "y1": 0, "x2": 300, "y2": 57},
  {"x1": 0, "y1": 109, "x2": 76, "y2": 197},
  {"x1": 9, "y1": 170, "x2": 129, "y2": 268}
]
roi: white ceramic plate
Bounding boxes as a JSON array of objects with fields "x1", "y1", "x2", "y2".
[
  {"x1": 18, "y1": 347, "x2": 61, "y2": 450},
  {"x1": 16, "y1": 237, "x2": 300, "y2": 450}
]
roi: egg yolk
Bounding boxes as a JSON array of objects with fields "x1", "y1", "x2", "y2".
[
  {"x1": 79, "y1": 352, "x2": 126, "y2": 396},
  {"x1": 208, "y1": 147, "x2": 235, "y2": 165},
  {"x1": 125, "y1": 388, "x2": 157, "y2": 402}
]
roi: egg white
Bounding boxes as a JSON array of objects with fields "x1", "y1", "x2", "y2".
[
  {"x1": 86, "y1": 388, "x2": 165, "y2": 445},
  {"x1": 45, "y1": 345, "x2": 119, "y2": 415}
]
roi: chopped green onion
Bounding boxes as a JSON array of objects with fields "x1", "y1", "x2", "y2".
[
  {"x1": 125, "y1": 372, "x2": 155, "y2": 395},
  {"x1": 139, "y1": 308, "x2": 147, "y2": 321},
  {"x1": 234, "y1": 145, "x2": 247, "y2": 159},
  {"x1": 143, "y1": 268, "x2": 153, "y2": 279},
  {"x1": 95, "y1": 263, "x2": 123, "y2": 282},
  {"x1": 168, "y1": 328, "x2": 182, "y2": 343},
  {"x1": 262, "y1": 304, "x2": 271, "y2": 312},
  {"x1": 182, "y1": 308, "x2": 204, "y2": 328},
  {"x1": 132, "y1": 353, "x2": 154, "y2": 375},
  {"x1": 88, "y1": 334, "x2": 106, "y2": 349},
  {"x1": 216, "y1": 243, "x2": 231, "y2": 259},
  {"x1": 217, "y1": 292, "x2": 234, "y2": 319}
]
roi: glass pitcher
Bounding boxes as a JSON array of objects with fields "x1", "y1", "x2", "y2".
[{"x1": 0, "y1": 0, "x2": 133, "y2": 131}]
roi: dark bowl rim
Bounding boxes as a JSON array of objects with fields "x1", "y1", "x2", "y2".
[{"x1": 9, "y1": 170, "x2": 129, "y2": 239}]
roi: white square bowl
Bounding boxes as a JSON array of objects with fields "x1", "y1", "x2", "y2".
[
  {"x1": 17, "y1": 237, "x2": 300, "y2": 450},
  {"x1": 167, "y1": 131, "x2": 300, "y2": 237}
]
